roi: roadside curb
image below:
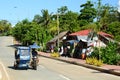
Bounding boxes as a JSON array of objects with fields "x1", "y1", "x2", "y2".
[{"x1": 39, "y1": 54, "x2": 120, "y2": 76}]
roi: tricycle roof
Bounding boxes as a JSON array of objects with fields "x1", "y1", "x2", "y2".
[{"x1": 17, "y1": 46, "x2": 30, "y2": 50}]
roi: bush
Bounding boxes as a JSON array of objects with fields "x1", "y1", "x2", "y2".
[
  {"x1": 51, "y1": 52, "x2": 60, "y2": 57},
  {"x1": 86, "y1": 57, "x2": 103, "y2": 67},
  {"x1": 90, "y1": 42, "x2": 120, "y2": 65}
]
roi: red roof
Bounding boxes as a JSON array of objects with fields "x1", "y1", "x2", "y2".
[
  {"x1": 98, "y1": 32, "x2": 113, "y2": 38},
  {"x1": 69, "y1": 29, "x2": 91, "y2": 36},
  {"x1": 69, "y1": 29, "x2": 113, "y2": 38}
]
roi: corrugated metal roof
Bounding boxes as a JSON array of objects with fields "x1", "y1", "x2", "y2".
[
  {"x1": 48, "y1": 31, "x2": 70, "y2": 43},
  {"x1": 69, "y1": 29, "x2": 113, "y2": 38}
]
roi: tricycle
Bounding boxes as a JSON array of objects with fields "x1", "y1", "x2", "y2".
[
  {"x1": 14, "y1": 43, "x2": 40, "y2": 70},
  {"x1": 14, "y1": 46, "x2": 31, "y2": 69}
]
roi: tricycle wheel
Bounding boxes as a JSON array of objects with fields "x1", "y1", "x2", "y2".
[
  {"x1": 32, "y1": 60, "x2": 37, "y2": 70},
  {"x1": 33, "y1": 66, "x2": 37, "y2": 70},
  {"x1": 14, "y1": 63, "x2": 17, "y2": 69}
]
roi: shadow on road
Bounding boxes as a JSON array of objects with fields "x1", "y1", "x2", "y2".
[
  {"x1": 8, "y1": 66, "x2": 15, "y2": 70},
  {"x1": 7, "y1": 44, "x2": 24, "y2": 49},
  {"x1": 91, "y1": 71, "x2": 104, "y2": 74},
  {"x1": 8, "y1": 66, "x2": 35, "y2": 70}
]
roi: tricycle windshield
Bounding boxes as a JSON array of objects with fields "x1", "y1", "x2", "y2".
[
  {"x1": 17, "y1": 47, "x2": 31, "y2": 60},
  {"x1": 20, "y1": 49, "x2": 30, "y2": 56}
]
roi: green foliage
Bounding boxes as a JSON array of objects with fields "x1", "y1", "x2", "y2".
[
  {"x1": 57, "y1": 6, "x2": 68, "y2": 14},
  {"x1": 78, "y1": 1, "x2": 97, "y2": 23},
  {"x1": 33, "y1": 14, "x2": 42, "y2": 24},
  {"x1": 100, "y1": 42, "x2": 120, "y2": 65},
  {"x1": 78, "y1": 20, "x2": 88, "y2": 27},
  {"x1": 59, "y1": 11, "x2": 79, "y2": 32},
  {"x1": 100, "y1": 5, "x2": 118, "y2": 24},
  {"x1": 0, "y1": 20, "x2": 12, "y2": 35},
  {"x1": 107, "y1": 21, "x2": 120, "y2": 41},
  {"x1": 91, "y1": 42, "x2": 120, "y2": 65},
  {"x1": 98, "y1": 4, "x2": 119, "y2": 32},
  {"x1": 12, "y1": 19, "x2": 32, "y2": 45},
  {"x1": 81, "y1": 23, "x2": 97, "y2": 30}
]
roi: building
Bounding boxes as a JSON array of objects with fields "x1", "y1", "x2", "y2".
[{"x1": 46, "y1": 31, "x2": 71, "y2": 52}]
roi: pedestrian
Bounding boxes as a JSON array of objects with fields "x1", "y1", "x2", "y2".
[{"x1": 50, "y1": 44, "x2": 54, "y2": 53}]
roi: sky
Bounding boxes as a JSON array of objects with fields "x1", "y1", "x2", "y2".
[{"x1": 0, "y1": 0, "x2": 119, "y2": 26}]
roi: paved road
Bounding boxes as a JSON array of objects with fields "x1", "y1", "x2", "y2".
[{"x1": 0, "y1": 36, "x2": 120, "y2": 80}]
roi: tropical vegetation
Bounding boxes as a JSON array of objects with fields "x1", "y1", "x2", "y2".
[
  {"x1": 0, "y1": 0, "x2": 120, "y2": 65},
  {"x1": 90, "y1": 42, "x2": 120, "y2": 65}
]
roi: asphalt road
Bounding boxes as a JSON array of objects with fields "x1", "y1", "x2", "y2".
[{"x1": 0, "y1": 36, "x2": 120, "y2": 80}]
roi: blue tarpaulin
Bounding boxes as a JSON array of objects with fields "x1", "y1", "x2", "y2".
[{"x1": 29, "y1": 43, "x2": 40, "y2": 49}]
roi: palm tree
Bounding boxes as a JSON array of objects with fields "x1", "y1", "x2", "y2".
[{"x1": 41, "y1": 9, "x2": 52, "y2": 28}]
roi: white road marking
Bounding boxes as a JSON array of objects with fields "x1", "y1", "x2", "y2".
[
  {"x1": 59, "y1": 74, "x2": 71, "y2": 80},
  {"x1": 0, "y1": 61, "x2": 10, "y2": 80},
  {"x1": 0, "y1": 70, "x2": 2, "y2": 80}
]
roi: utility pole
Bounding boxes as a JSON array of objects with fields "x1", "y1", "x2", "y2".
[
  {"x1": 57, "y1": 13, "x2": 59, "y2": 51},
  {"x1": 97, "y1": 0, "x2": 101, "y2": 60}
]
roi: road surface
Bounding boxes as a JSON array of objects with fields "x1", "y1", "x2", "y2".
[{"x1": 0, "y1": 36, "x2": 120, "y2": 80}]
